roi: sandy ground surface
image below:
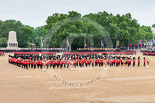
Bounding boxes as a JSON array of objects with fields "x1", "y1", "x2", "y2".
[{"x1": 0, "y1": 53, "x2": 155, "y2": 103}]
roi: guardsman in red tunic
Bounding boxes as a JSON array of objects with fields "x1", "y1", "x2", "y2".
[
  {"x1": 50, "y1": 59, "x2": 53, "y2": 68},
  {"x1": 46, "y1": 59, "x2": 50, "y2": 69},
  {"x1": 25, "y1": 60, "x2": 28, "y2": 69},
  {"x1": 33, "y1": 61, "x2": 37, "y2": 69},
  {"x1": 133, "y1": 57, "x2": 136, "y2": 67},
  {"x1": 99, "y1": 58, "x2": 101, "y2": 67},
  {"x1": 63, "y1": 59, "x2": 66, "y2": 68},
  {"x1": 53, "y1": 59, "x2": 56, "y2": 69},
  {"x1": 36, "y1": 59, "x2": 40, "y2": 68},
  {"x1": 120, "y1": 58, "x2": 123, "y2": 66},
  {"x1": 85, "y1": 59, "x2": 88, "y2": 67},
  {"x1": 67, "y1": 59, "x2": 70, "y2": 68},
  {"x1": 116, "y1": 59, "x2": 118, "y2": 67},
  {"x1": 95, "y1": 58, "x2": 98, "y2": 67},
  {"x1": 79, "y1": 59, "x2": 82, "y2": 67},
  {"x1": 30, "y1": 60, "x2": 33, "y2": 68},
  {"x1": 113, "y1": 57, "x2": 116, "y2": 66},
  {"x1": 91, "y1": 58, "x2": 95, "y2": 67},
  {"x1": 143, "y1": 57, "x2": 146, "y2": 67},
  {"x1": 88, "y1": 59, "x2": 91, "y2": 67},
  {"x1": 17, "y1": 59, "x2": 20, "y2": 67},
  {"x1": 60, "y1": 59, "x2": 63, "y2": 69},
  {"x1": 56, "y1": 59, "x2": 60, "y2": 68},
  {"x1": 138, "y1": 57, "x2": 140, "y2": 67},
  {"x1": 40, "y1": 60, "x2": 43, "y2": 69},
  {"x1": 76, "y1": 59, "x2": 79, "y2": 67},
  {"x1": 73, "y1": 59, "x2": 77, "y2": 68},
  {"x1": 27, "y1": 60, "x2": 30, "y2": 68},
  {"x1": 109, "y1": 58, "x2": 112, "y2": 67},
  {"x1": 82, "y1": 58, "x2": 85, "y2": 67},
  {"x1": 21, "y1": 59, "x2": 24, "y2": 68},
  {"x1": 127, "y1": 58, "x2": 131, "y2": 67}
]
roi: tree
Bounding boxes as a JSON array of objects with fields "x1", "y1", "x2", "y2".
[
  {"x1": 0, "y1": 20, "x2": 34, "y2": 47},
  {"x1": 139, "y1": 26, "x2": 153, "y2": 40},
  {"x1": 0, "y1": 11, "x2": 153, "y2": 48},
  {"x1": 34, "y1": 26, "x2": 46, "y2": 47},
  {"x1": 0, "y1": 38, "x2": 7, "y2": 47}
]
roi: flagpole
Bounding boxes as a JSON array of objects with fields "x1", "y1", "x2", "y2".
[
  {"x1": 116, "y1": 38, "x2": 117, "y2": 49},
  {"x1": 128, "y1": 41, "x2": 129, "y2": 50},
  {"x1": 101, "y1": 39, "x2": 102, "y2": 48}
]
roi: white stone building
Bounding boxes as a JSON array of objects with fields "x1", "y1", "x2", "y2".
[{"x1": 7, "y1": 31, "x2": 18, "y2": 48}]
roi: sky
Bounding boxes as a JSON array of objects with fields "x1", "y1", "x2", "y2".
[{"x1": 0, "y1": 0, "x2": 155, "y2": 28}]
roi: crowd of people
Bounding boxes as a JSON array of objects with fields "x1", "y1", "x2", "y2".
[
  {"x1": 0, "y1": 48, "x2": 67, "y2": 53},
  {"x1": 8, "y1": 54, "x2": 150, "y2": 70},
  {"x1": 77, "y1": 48, "x2": 123, "y2": 52}
]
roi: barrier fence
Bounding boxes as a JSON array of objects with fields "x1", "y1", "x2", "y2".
[
  {"x1": 63, "y1": 52, "x2": 99, "y2": 55},
  {"x1": 14, "y1": 52, "x2": 56, "y2": 55},
  {"x1": 101, "y1": 51, "x2": 136, "y2": 55}
]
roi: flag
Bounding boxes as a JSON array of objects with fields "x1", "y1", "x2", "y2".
[
  {"x1": 144, "y1": 40, "x2": 147, "y2": 46},
  {"x1": 150, "y1": 40, "x2": 153, "y2": 45},
  {"x1": 139, "y1": 40, "x2": 142, "y2": 46},
  {"x1": 85, "y1": 42, "x2": 87, "y2": 48},
  {"x1": 135, "y1": 40, "x2": 138, "y2": 46},
  {"x1": 101, "y1": 40, "x2": 104, "y2": 47},
  {"x1": 129, "y1": 41, "x2": 132, "y2": 47},
  {"x1": 40, "y1": 37, "x2": 43, "y2": 47},
  {"x1": 153, "y1": 40, "x2": 155, "y2": 45},
  {"x1": 67, "y1": 39, "x2": 69, "y2": 47},
  {"x1": 147, "y1": 41, "x2": 150, "y2": 45},
  {"x1": 116, "y1": 40, "x2": 119, "y2": 47},
  {"x1": 142, "y1": 41, "x2": 145, "y2": 46}
]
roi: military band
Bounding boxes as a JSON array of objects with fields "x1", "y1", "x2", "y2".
[{"x1": 8, "y1": 54, "x2": 150, "y2": 70}]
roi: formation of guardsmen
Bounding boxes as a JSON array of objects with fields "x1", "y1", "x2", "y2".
[
  {"x1": 0, "y1": 52, "x2": 5, "y2": 56},
  {"x1": 8, "y1": 54, "x2": 151, "y2": 70}
]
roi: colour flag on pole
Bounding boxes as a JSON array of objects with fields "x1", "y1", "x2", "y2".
[
  {"x1": 150, "y1": 40, "x2": 153, "y2": 45},
  {"x1": 116, "y1": 40, "x2": 119, "y2": 47},
  {"x1": 139, "y1": 40, "x2": 142, "y2": 46},
  {"x1": 130, "y1": 41, "x2": 132, "y2": 47},
  {"x1": 135, "y1": 40, "x2": 138, "y2": 46},
  {"x1": 142, "y1": 41, "x2": 145, "y2": 46},
  {"x1": 153, "y1": 40, "x2": 155, "y2": 45},
  {"x1": 147, "y1": 41, "x2": 150, "y2": 45},
  {"x1": 67, "y1": 39, "x2": 69, "y2": 47},
  {"x1": 101, "y1": 40, "x2": 104, "y2": 47}
]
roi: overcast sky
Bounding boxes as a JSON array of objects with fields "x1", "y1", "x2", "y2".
[{"x1": 0, "y1": 0, "x2": 155, "y2": 28}]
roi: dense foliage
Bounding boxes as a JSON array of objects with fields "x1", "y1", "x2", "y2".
[
  {"x1": 0, "y1": 20, "x2": 34, "y2": 47},
  {"x1": 0, "y1": 11, "x2": 154, "y2": 48}
]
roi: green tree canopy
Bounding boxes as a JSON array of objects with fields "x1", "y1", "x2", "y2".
[{"x1": 0, "y1": 11, "x2": 154, "y2": 48}]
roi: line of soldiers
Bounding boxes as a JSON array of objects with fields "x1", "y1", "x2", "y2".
[
  {"x1": 0, "y1": 52, "x2": 5, "y2": 56},
  {"x1": 8, "y1": 54, "x2": 151, "y2": 69}
]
